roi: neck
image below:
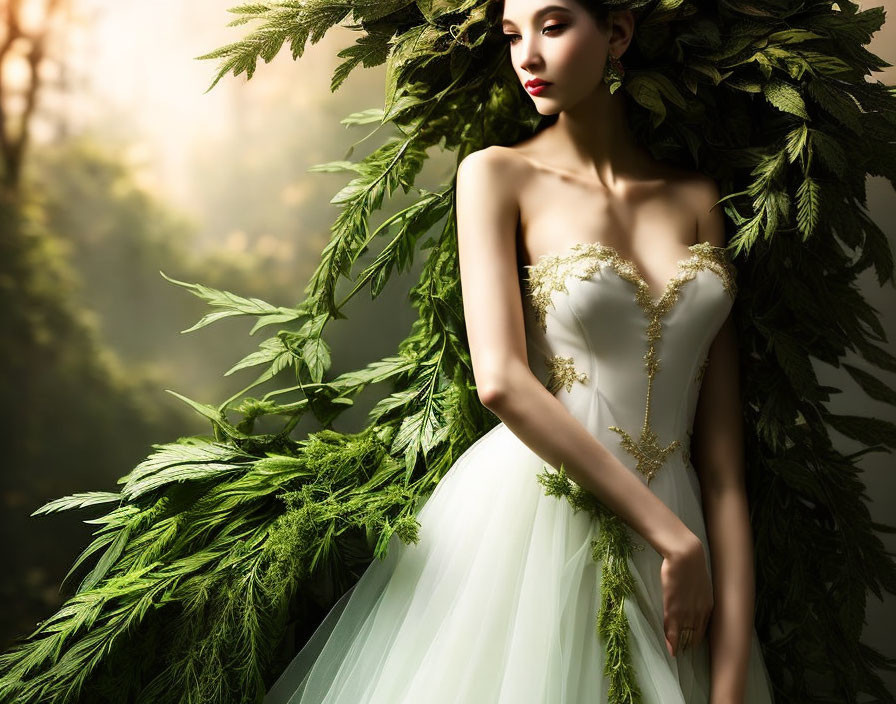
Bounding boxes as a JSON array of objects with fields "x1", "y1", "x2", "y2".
[{"x1": 540, "y1": 87, "x2": 650, "y2": 188}]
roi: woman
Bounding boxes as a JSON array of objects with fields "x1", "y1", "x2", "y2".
[
  {"x1": 2, "y1": 0, "x2": 891, "y2": 701},
  {"x1": 263, "y1": 1, "x2": 775, "y2": 701}
]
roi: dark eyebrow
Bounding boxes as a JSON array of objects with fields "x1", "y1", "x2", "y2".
[{"x1": 501, "y1": 5, "x2": 573, "y2": 28}]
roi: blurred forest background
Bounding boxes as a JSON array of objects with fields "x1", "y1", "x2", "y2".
[
  {"x1": 0, "y1": 0, "x2": 457, "y2": 649},
  {"x1": 0, "y1": 0, "x2": 894, "y2": 687}
]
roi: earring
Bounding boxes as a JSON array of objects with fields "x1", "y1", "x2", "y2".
[{"x1": 602, "y1": 53, "x2": 625, "y2": 94}]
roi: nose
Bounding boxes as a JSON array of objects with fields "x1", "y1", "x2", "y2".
[{"x1": 518, "y1": 36, "x2": 543, "y2": 73}]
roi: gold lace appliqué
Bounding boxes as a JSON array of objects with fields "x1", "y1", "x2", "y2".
[
  {"x1": 525, "y1": 240, "x2": 737, "y2": 484},
  {"x1": 524, "y1": 240, "x2": 737, "y2": 333},
  {"x1": 545, "y1": 354, "x2": 589, "y2": 394}
]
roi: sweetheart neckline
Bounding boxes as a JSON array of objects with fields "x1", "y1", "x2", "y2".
[{"x1": 523, "y1": 240, "x2": 731, "y2": 308}]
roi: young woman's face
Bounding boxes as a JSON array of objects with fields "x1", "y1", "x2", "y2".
[{"x1": 501, "y1": 0, "x2": 611, "y2": 115}]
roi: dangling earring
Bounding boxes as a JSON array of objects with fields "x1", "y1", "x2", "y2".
[{"x1": 602, "y1": 52, "x2": 625, "y2": 94}]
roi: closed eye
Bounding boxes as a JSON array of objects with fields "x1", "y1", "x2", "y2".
[{"x1": 503, "y1": 23, "x2": 568, "y2": 45}]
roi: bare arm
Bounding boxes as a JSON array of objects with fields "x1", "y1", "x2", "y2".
[
  {"x1": 455, "y1": 147, "x2": 699, "y2": 562},
  {"x1": 690, "y1": 178, "x2": 756, "y2": 704}
]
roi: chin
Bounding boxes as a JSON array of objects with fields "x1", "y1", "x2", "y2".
[{"x1": 531, "y1": 100, "x2": 563, "y2": 116}]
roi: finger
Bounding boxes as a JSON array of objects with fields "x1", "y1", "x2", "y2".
[{"x1": 666, "y1": 628, "x2": 679, "y2": 657}]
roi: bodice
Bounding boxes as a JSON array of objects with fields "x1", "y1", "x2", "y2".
[{"x1": 521, "y1": 240, "x2": 738, "y2": 486}]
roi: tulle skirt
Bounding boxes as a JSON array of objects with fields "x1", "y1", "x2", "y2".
[{"x1": 264, "y1": 422, "x2": 775, "y2": 703}]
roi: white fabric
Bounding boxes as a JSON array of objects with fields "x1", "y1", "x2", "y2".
[{"x1": 264, "y1": 246, "x2": 776, "y2": 703}]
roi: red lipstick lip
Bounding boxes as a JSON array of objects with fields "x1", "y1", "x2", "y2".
[{"x1": 525, "y1": 79, "x2": 552, "y2": 96}]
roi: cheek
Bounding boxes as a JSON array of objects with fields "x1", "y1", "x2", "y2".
[
  {"x1": 552, "y1": 35, "x2": 604, "y2": 85},
  {"x1": 549, "y1": 43, "x2": 579, "y2": 68}
]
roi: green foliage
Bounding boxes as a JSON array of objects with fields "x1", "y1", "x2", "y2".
[
  {"x1": 537, "y1": 463, "x2": 645, "y2": 703},
  {"x1": 1, "y1": 0, "x2": 896, "y2": 702}
]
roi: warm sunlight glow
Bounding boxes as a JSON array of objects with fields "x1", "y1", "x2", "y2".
[
  {"x1": 1, "y1": 42, "x2": 31, "y2": 92},
  {"x1": 19, "y1": 0, "x2": 51, "y2": 34}
]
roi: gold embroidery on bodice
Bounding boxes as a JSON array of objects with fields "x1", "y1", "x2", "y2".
[
  {"x1": 524, "y1": 241, "x2": 737, "y2": 484},
  {"x1": 545, "y1": 354, "x2": 589, "y2": 394}
]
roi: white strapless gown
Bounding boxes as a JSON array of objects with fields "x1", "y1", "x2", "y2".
[{"x1": 264, "y1": 241, "x2": 776, "y2": 703}]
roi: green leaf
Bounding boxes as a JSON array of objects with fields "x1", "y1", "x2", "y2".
[
  {"x1": 763, "y1": 79, "x2": 809, "y2": 119},
  {"x1": 159, "y1": 271, "x2": 297, "y2": 333},
  {"x1": 842, "y1": 363, "x2": 896, "y2": 406},
  {"x1": 31, "y1": 492, "x2": 123, "y2": 516},
  {"x1": 301, "y1": 337, "x2": 332, "y2": 383}
]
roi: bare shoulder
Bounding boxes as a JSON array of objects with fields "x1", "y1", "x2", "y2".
[
  {"x1": 689, "y1": 172, "x2": 722, "y2": 212},
  {"x1": 691, "y1": 174, "x2": 726, "y2": 248},
  {"x1": 663, "y1": 167, "x2": 726, "y2": 248},
  {"x1": 455, "y1": 146, "x2": 524, "y2": 264},
  {"x1": 658, "y1": 163, "x2": 718, "y2": 203},
  {"x1": 457, "y1": 145, "x2": 529, "y2": 199},
  {"x1": 455, "y1": 146, "x2": 525, "y2": 244}
]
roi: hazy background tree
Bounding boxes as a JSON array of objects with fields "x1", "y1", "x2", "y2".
[{"x1": 0, "y1": 0, "x2": 432, "y2": 648}]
